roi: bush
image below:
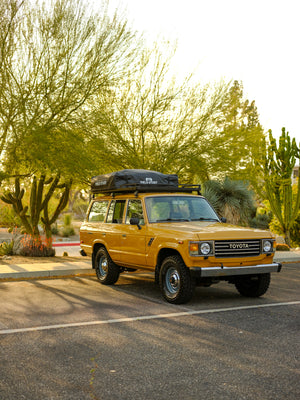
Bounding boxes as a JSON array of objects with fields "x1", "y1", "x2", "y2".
[
  {"x1": 0, "y1": 241, "x2": 13, "y2": 256},
  {"x1": 13, "y1": 233, "x2": 55, "y2": 257},
  {"x1": 250, "y1": 211, "x2": 271, "y2": 230},
  {"x1": 270, "y1": 214, "x2": 300, "y2": 247},
  {"x1": 61, "y1": 226, "x2": 75, "y2": 237},
  {"x1": 275, "y1": 244, "x2": 290, "y2": 251}
]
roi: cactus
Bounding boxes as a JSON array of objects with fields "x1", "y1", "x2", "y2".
[
  {"x1": 1, "y1": 174, "x2": 72, "y2": 247},
  {"x1": 264, "y1": 128, "x2": 300, "y2": 246},
  {"x1": 41, "y1": 178, "x2": 72, "y2": 239},
  {"x1": 1, "y1": 178, "x2": 33, "y2": 235}
]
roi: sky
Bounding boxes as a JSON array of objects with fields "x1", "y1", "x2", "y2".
[{"x1": 106, "y1": 0, "x2": 300, "y2": 145}]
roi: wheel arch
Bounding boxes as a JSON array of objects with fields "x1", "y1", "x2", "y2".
[
  {"x1": 155, "y1": 248, "x2": 184, "y2": 283},
  {"x1": 92, "y1": 242, "x2": 106, "y2": 269}
]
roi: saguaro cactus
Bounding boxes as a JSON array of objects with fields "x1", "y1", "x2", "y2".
[{"x1": 264, "y1": 128, "x2": 300, "y2": 246}]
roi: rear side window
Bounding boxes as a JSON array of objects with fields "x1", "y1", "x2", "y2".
[
  {"x1": 106, "y1": 200, "x2": 126, "y2": 224},
  {"x1": 88, "y1": 200, "x2": 109, "y2": 222}
]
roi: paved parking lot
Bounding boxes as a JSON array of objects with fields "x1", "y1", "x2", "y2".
[{"x1": 0, "y1": 263, "x2": 299, "y2": 399}]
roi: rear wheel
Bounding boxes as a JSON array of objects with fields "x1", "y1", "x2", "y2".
[
  {"x1": 95, "y1": 247, "x2": 120, "y2": 285},
  {"x1": 159, "y1": 255, "x2": 195, "y2": 304},
  {"x1": 235, "y1": 273, "x2": 271, "y2": 297}
]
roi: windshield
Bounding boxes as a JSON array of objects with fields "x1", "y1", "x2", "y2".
[{"x1": 145, "y1": 195, "x2": 219, "y2": 223}]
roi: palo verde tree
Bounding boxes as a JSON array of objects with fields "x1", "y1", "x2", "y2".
[
  {"x1": 0, "y1": 0, "x2": 139, "y2": 246},
  {"x1": 207, "y1": 80, "x2": 266, "y2": 185},
  {"x1": 263, "y1": 128, "x2": 300, "y2": 246},
  {"x1": 87, "y1": 45, "x2": 230, "y2": 182}
]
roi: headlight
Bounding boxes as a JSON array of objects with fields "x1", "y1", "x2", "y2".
[
  {"x1": 200, "y1": 242, "x2": 211, "y2": 255},
  {"x1": 189, "y1": 241, "x2": 214, "y2": 256},
  {"x1": 262, "y1": 239, "x2": 273, "y2": 253}
]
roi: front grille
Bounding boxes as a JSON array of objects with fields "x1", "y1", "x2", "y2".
[{"x1": 214, "y1": 240, "x2": 261, "y2": 258}]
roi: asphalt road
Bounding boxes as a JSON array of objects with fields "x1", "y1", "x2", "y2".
[{"x1": 0, "y1": 263, "x2": 299, "y2": 400}]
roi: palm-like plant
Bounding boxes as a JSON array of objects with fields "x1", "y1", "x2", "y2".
[{"x1": 203, "y1": 177, "x2": 255, "y2": 225}]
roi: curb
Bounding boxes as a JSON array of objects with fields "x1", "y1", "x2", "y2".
[{"x1": 0, "y1": 269, "x2": 95, "y2": 281}]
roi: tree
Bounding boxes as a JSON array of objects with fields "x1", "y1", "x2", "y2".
[
  {"x1": 87, "y1": 45, "x2": 230, "y2": 181},
  {"x1": 0, "y1": 0, "x2": 139, "y2": 246},
  {"x1": 206, "y1": 80, "x2": 266, "y2": 185},
  {"x1": 263, "y1": 128, "x2": 300, "y2": 246}
]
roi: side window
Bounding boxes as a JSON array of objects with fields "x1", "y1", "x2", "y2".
[
  {"x1": 88, "y1": 201, "x2": 109, "y2": 222},
  {"x1": 106, "y1": 200, "x2": 126, "y2": 224},
  {"x1": 126, "y1": 200, "x2": 144, "y2": 225}
]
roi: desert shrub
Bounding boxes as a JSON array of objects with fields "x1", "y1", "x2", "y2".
[
  {"x1": 250, "y1": 211, "x2": 271, "y2": 230},
  {"x1": 275, "y1": 244, "x2": 290, "y2": 251},
  {"x1": 61, "y1": 214, "x2": 75, "y2": 237},
  {"x1": 13, "y1": 233, "x2": 55, "y2": 257},
  {"x1": 0, "y1": 241, "x2": 14, "y2": 256},
  {"x1": 270, "y1": 214, "x2": 300, "y2": 247},
  {"x1": 61, "y1": 226, "x2": 75, "y2": 237}
]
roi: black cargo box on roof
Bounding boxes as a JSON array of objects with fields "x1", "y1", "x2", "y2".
[{"x1": 91, "y1": 169, "x2": 179, "y2": 194}]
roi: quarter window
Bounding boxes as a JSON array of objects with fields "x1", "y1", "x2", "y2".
[{"x1": 88, "y1": 201, "x2": 109, "y2": 222}]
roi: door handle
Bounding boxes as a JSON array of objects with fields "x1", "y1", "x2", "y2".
[{"x1": 122, "y1": 234, "x2": 127, "y2": 238}]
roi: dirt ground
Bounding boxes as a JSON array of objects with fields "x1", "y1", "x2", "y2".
[{"x1": 0, "y1": 255, "x2": 85, "y2": 265}]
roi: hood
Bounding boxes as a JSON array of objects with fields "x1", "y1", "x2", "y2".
[{"x1": 152, "y1": 221, "x2": 274, "y2": 240}]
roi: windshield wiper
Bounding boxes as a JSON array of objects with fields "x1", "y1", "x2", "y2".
[
  {"x1": 156, "y1": 218, "x2": 191, "y2": 222},
  {"x1": 191, "y1": 217, "x2": 219, "y2": 222}
]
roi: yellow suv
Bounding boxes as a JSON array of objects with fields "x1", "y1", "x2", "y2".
[{"x1": 80, "y1": 169, "x2": 281, "y2": 304}]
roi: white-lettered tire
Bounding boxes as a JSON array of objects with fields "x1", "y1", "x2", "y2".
[
  {"x1": 159, "y1": 255, "x2": 195, "y2": 304},
  {"x1": 95, "y1": 247, "x2": 120, "y2": 285},
  {"x1": 235, "y1": 273, "x2": 271, "y2": 297}
]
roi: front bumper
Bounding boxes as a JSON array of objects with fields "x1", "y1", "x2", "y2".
[{"x1": 191, "y1": 263, "x2": 282, "y2": 278}]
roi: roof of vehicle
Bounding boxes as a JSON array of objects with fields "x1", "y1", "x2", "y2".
[{"x1": 93, "y1": 191, "x2": 204, "y2": 201}]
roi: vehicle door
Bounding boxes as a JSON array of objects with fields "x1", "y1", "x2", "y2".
[
  {"x1": 104, "y1": 199, "x2": 126, "y2": 262},
  {"x1": 120, "y1": 199, "x2": 147, "y2": 267}
]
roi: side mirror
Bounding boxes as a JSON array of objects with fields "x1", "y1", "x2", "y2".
[
  {"x1": 130, "y1": 217, "x2": 142, "y2": 230},
  {"x1": 220, "y1": 217, "x2": 227, "y2": 223}
]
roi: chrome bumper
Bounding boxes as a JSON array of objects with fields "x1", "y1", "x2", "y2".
[{"x1": 191, "y1": 263, "x2": 282, "y2": 278}]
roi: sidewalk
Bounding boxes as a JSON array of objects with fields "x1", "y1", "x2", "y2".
[{"x1": 0, "y1": 250, "x2": 299, "y2": 281}]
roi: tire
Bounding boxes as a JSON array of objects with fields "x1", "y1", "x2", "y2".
[
  {"x1": 95, "y1": 247, "x2": 120, "y2": 285},
  {"x1": 235, "y1": 273, "x2": 271, "y2": 297},
  {"x1": 159, "y1": 255, "x2": 195, "y2": 304}
]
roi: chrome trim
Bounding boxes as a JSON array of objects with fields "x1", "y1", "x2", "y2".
[{"x1": 191, "y1": 263, "x2": 282, "y2": 277}]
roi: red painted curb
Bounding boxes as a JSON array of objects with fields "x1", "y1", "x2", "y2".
[{"x1": 52, "y1": 242, "x2": 80, "y2": 247}]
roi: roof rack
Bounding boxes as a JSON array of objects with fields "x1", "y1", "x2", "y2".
[{"x1": 92, "y1": 184, "x2": 201, "y2": 196}]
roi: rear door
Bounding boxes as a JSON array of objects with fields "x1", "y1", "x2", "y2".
[
  {"x1": 105, "y1": 199, "x2": 126, "y2": 262},
  {"x1": 120, "y1": 199, "x2": 147, "y2": 267}
]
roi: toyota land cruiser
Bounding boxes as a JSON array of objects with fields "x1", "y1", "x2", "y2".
[{"x1": 80, "y1": 169, "x2": 281, "y2": 304}]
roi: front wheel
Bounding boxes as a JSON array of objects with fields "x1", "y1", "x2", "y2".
[
  {"x1": 235, "y1": 273, "x2": 271, "y2": 297},
  {"x1": 95, "y1": 247, "x2": 120, "y2": 285},
  {"x1": 159, "y1": 255, "x2": 195, "y2": 304}
]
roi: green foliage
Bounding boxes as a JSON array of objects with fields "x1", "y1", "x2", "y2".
[
  {"x1": 61, "y1": 213, "x2": 75, "y2": 237},
  {"x1": 249, "y1": 211, "x2": 271, "y2": 230},
  {"x1": 207, "y1": 81, "x2": 266, "y2": 185},
  {"x1": 0, "y1": 241, "x2": 13, "y2": 256},
  {"x1": 61, "y1": 226, "x2": 75, "y2": 238},
  {"x1": 1, "y1": 174, "x2": 72, "y2": 241},
  {"x1": 275, "y1": 244, "x2": 290, "y2": 251},
  {"x1": 270, "y1": 213, "x2": 300, "y2": 247},
  {"x1": 0, "y1": 0, "x2": 139, "y2": 182},
  {"x1": 263, "y1": 128, "x2": 300, "y2": 246},
  {"x1": 203, "y1": 177, "x2": 255, "y2": 225},
  {"x1": 0, "y1": 200, "x2": 21, "y2": 227}
]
